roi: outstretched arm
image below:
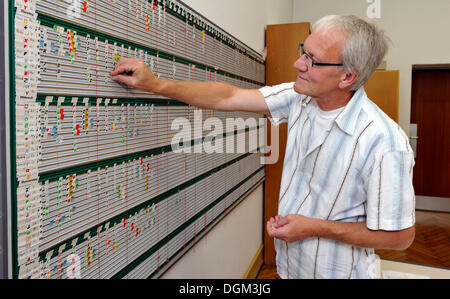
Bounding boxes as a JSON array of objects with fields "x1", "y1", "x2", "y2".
[{"x1": 111, "y1": 57, "x2": 270, "y2": 114}]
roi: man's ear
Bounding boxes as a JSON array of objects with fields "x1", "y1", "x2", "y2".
[{"x1": 338, "y1": 72, "x2": 358, "y2": 90}]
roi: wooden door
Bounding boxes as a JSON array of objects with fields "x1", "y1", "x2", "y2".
[
  {"x1": 264, "y1": 22, "x2": 310, "y2": 265},
  {"x1": 411, "y1": 69, "x2": 450, "y2": 198},
  {"x1": 364, "y1": 70, "x2": 399, "y2": 123}
]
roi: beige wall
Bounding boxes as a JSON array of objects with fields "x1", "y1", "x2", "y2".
[
  {"x1": 162, "y1": 185, "x2": 264, "y2": 279},
  {"x1": 292, "y1": 0, "x2": 450, "y2": 132},
  {"x1": 183, "y1": 0, "x2": 294, "y2": 53}
]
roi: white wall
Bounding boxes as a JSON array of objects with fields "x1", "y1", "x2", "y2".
[
  {"x1": 292, "y1": 0, "x2": 450, "y2": 132},
  {"x1": 182, "y1": 0, "x2": 294, "y2": 54},
  {"x1": 161, "y1": 0, "x2": 294, "y2": 278}
]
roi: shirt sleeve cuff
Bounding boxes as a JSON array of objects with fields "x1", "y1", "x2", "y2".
[
  {"x1": 366, "y1": 215, "x2": 415, "y2": 231},
  {"x1": 259, "y1": 86, "x2": 289, "y2": 126}
]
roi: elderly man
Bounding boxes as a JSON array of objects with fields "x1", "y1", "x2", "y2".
[{"x1": 111, "y1": 15, "x2": 416, "y2": 279}]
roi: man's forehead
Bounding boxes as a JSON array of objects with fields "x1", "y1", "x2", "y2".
[{"x1": 305, "y1": 27, "x2": 346, "y2": 58}]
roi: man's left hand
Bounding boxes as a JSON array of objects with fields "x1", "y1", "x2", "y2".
[{"x1": 266, "y1": 214, "x2": 319, "y2": 243}]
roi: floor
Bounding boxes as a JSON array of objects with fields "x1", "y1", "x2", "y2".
[{"x1": 256, "y1": 210, "x2": 450, "y2": 279}]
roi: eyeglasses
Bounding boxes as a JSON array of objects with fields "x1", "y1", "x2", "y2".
[{"x1": 299, "y1": 44, "x2": 343, "y2": 67}]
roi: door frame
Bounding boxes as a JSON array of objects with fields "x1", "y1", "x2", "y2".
[{"x1": 411, "y1": 65, "x2": 450, "y2": 212}]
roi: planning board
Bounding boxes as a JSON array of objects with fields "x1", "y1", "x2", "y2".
[{"x1": 8, "y1": 0, "x2": 266, "y2": 279}]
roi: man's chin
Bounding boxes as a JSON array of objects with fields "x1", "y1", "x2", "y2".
[{"x1": 294, "y1": 82, "x2": 309, "y2": 95}]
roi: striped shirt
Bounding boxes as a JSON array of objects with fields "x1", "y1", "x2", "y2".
[{"x1": 260, "y1": 83, "x2": 416, "y2": 279}]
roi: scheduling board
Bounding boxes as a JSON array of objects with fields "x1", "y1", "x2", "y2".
[{"x1": 9, "y1": 0, "x2": 266, "y2": 278}]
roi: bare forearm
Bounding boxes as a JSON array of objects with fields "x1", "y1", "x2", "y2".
[
  {"x1": 154, "y1": 79, "x2": 239, "y2": 111},
  {"x1": 269, "y1": 215, "x2": 414, "y2": 250},
  {"x1": 111, "y1": 57, "x2": 269, "y2": 113},
  {"x1": 314, "y1": 220, "x2": 415, "y2": 250}
]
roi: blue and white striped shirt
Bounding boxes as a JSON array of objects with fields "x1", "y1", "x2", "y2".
[{"x1": 260, "y1": 83, "x2": 416, "y2": 279}]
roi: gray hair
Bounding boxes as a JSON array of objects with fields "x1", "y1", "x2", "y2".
[{"x1": 312, "y1": 15, "x2": 390, "y2": 91}]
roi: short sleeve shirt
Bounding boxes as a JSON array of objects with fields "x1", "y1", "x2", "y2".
[{"x1": 260, "y1": 83, "x2": 416, "y2": 279}]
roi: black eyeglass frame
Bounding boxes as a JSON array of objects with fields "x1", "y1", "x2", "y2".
[{"x1": 299, "y1": 44, "x2": 344, "y2": 67}]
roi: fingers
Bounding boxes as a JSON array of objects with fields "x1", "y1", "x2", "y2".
[
  {"x1": 267, "y1": 217, "x2": 275, "y2": 230},
  {"x1": 267, "y1": 215, "x2": 297, "y2": 243},
  {"x1": 110, "y1": 57, "x2": 141, "y2": 87},
  {"x1": 111, "y1": 62, "x2": 134, "y2": 76},
  {"x1": 115, "y1": 56, "x2": 134, "y2": 68},
  {"x1": 110, "y1": 74, "x2": 133, "y2": 86},
  {"x1": 267, "y1": 222, "x2": 287, "y2": 241},
  {"x1": 274, "y1": 216, "x2": 282, "y2": 226},
  {"x1": 267, "y1": 215, "x2": 288, "y2": 230},
  {"x1": 111, "y1": 56, "x2": 155, "y2": 92},
  {"x1": 267, "y1": 215, "x2": 287, "y2": 238},
  {"x1": 275, "y1": 215, "x2": 289, "y2": 227},
  {"x1": 266, "y1": 217, "x2": 278, "y2": 237},
  {"x1": 111, "y1": 57, "x2": 139, "y2": 76}
]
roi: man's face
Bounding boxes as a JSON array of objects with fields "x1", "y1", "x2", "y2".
[{"x1": 293, "y1": 27, "x2": 347, "y2": 98}]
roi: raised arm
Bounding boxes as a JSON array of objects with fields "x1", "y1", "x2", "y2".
[{"x1": 111, "y1": 57, "x2": 270, "y2": 114}]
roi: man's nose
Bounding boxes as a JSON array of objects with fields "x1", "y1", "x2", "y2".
[{"x1": 293, "y1": 55, "x2": 308, "y2": 72}]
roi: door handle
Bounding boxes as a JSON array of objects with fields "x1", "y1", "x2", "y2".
[{"x1": 410, "y1": 124, "x2": 418, "y2": 158}]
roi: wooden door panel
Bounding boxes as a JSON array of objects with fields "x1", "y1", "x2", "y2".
[
  {"x1": 364, "y1": 70, "x2": 399, "y2": 123},
  {"x1": 411, "y1": 69, "x2": 450, "y2": 197},
  {"x1": 264, "y1": 23, "x2": 310, "y2": 265}
]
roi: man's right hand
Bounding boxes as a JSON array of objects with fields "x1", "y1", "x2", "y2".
[{"x1": 111, "y1": 57, "x2": 158, "y2": 92}]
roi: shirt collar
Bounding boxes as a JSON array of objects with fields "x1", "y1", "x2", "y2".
[
  {"x1": 302, "y1": 87, "x2": 367, "y2": 136},
  {"x1": 335, "y1": 87, "x2": 367, "y2": 136}
]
